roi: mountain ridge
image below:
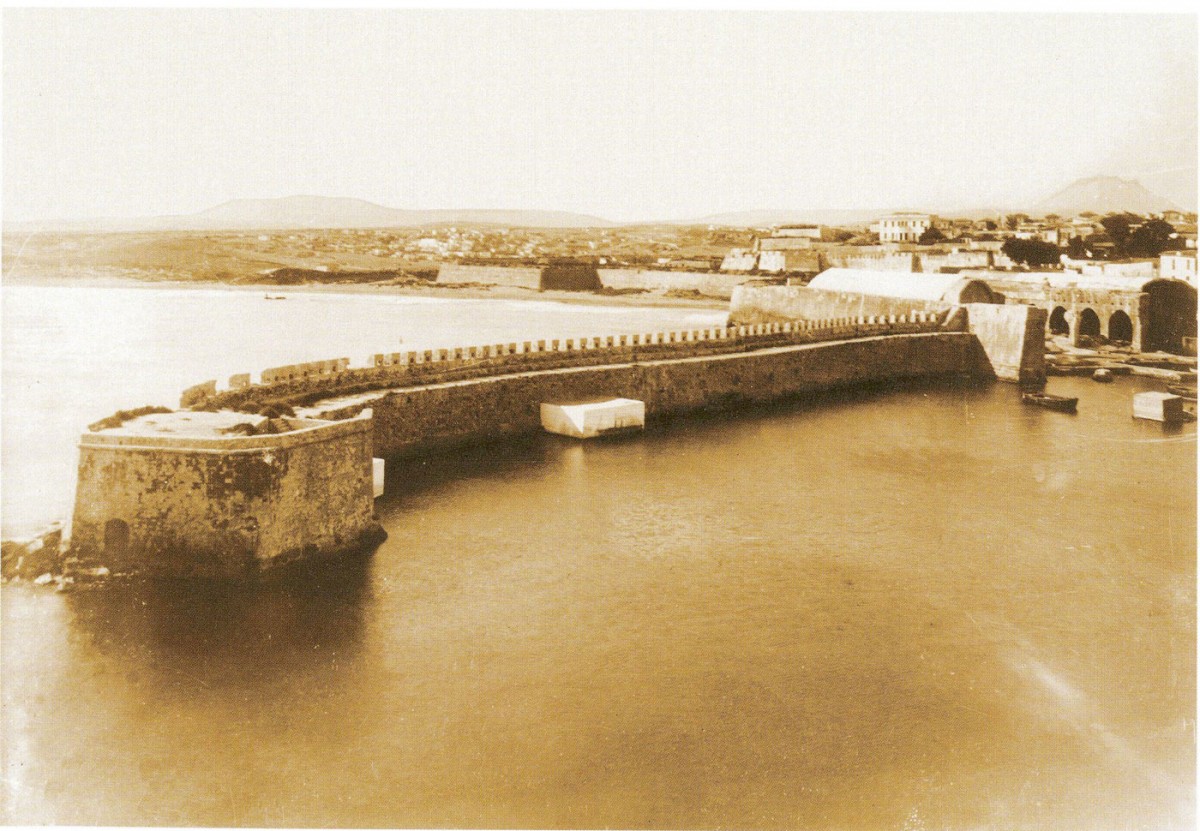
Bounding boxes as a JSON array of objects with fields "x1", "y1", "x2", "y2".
[{"x1": 5, "y1": 178, "x2": 1187, "y2": 233}]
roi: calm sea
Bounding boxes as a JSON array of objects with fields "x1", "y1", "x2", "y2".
[
  {"x1": 1, "y1": 283, "x2": 1195, "y2": 829},
  {"x1": 1, "y1": 283, "x2": 725, "y2": 534}
]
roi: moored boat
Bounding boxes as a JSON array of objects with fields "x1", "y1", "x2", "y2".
[
  {"x1": 1022, "y1": 392, "x2": 1078, "y2": 413},
  {"x1": 1166, "y1": 383, "x2": 1197, "y2": 401}
]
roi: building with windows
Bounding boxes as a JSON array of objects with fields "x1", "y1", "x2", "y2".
[
  {"x1": 1160, "y1": 251, "x2": 1197, "y2": 285},
  {"x1": 874, "y1": 213, "x2": 936, "y2": 243}
]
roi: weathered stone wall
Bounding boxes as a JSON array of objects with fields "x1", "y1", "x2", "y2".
[
  {"x1": 719, "y1": 249, "x2": 759, "y2": 273},
  {"x1": 70, "y1": 414, "x2": 380, "y2": 579},
  {"x1": 918, "y1": 250, "x2": 996, "y2": 272},
  {"x1": 963, "y1": 303, "x2": 1047, "y2": 385},
  {"x1": 542, "y1": 262, "x2": 601, "y2": 291},
  {"x1": 435, "y1": 263, "x2": 542, "y2": 289},
  {"x1": 598, "y1": 268, "x2": 750, "y2": 298},
  {"x1": 824, "y1": 251, "x2": 919, "y2": 272},
  {"x1": 197, "y1": 317, "x2": 950, "y2": 415},
  {"x1": 309, "y1": 332, "x2": 991, "y2": 460},
  {"x1": 728, "y1": 287, "x2": 1045, "y2": 384},
  {"x1": 728, "y1": 284, "x2": 953, "y2": 325}
]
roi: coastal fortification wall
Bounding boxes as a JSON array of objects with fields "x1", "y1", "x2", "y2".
[
  {"x1": 310, "y1": 332, "x2": 990, "y2": 460},
  {"x1": 194, "y1": 315, "x2": 950, "y2": 415},
  {"x1": 436, "y1": 263, "x2": 542, "y2": 289},
  {"x1": 62, "y1": 316, "x2": 998, "y2": 581},
  {"x1": 70, "y1": 412, "x2": 382, "y2": 579},
  {"x1": 963, "y1": 304, "x2": 1047, "y2": 385},
  {"x1": 824, "y1": 251, "x2": 919, "y2": 272},
  {"x1": 598, "y1": 268, "x2": 750, "y2": 298},
  {"x1": 728, "y1": 285, "x2": 953, "y2": 325},
  {"x1": 728, "y1": 284, "x2": 1043, "y2": 385}
]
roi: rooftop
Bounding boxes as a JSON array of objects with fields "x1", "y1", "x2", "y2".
[{"x1": 91, "y1": 410, "x2": 313, "y2": 439}]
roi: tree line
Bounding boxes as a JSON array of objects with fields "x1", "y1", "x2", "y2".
[{"x1": 1000, "y1": 214, "x2": 1184, "y2": 268}]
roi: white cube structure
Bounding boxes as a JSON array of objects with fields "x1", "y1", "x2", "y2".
[
  {"x1": 540, "y1": 398, "x2": 646, "y2": 439},
  {"x1": 1133, "y1": 392, "x2": 1184, "y2": 423}
]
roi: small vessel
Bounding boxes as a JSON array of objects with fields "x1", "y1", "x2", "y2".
[
  {"x1": 1166, "y1": 383, "x2": 1197, "y2": 400},
  {"x1": 1092, "y1": 368, "x2": 1114, "y2": 383},
  {"x1": 265, "y1": 294, "x2": 287, "y2": 300},
  {"x1": 1022, "y1": 391, "x2": 1078, "y2": 413}
]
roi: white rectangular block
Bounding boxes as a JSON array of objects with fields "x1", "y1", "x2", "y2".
[
  {"x1": 540, "y1": 398, "x2": 646, "y2": 439},
  {"x1": 372, "y1": 458, "x2": 386, "y2": 498},
  {"x1": 1133, "y1": 392, "x2": 1184, "y2": 423}
]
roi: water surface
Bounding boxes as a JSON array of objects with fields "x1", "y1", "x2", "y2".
[
  {"x1": 1, "y1": 283, "x2": 724, "y2": 533},
  {"x1": 3, "y1": 370, "x2": 1194, "y2": 829}
]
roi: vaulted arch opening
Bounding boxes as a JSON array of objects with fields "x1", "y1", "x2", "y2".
[
  {"x1": 1077, "y1": 308, "x2": 1101, "y2": 340},
  {"x1": 1048, "y1": 306, "x2": 1069, "y2": 336},
  {"x1": 1108, "y1": 310, "x2": 1133, "y2": 344},
  {"x1": 104, "y1": 519, "x2": 130, "y2": 561}
]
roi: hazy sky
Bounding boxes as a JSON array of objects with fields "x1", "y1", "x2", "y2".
[{"x1": 3, "y1": 10, "x2": 1196, "y2": 222}]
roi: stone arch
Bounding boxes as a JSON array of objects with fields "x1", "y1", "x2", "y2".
[
  {"x1": 104, "y1": 518, "x2": 130, "y2": 560},
  {"x1": 1108, "y1": 310, "x2": 1133, "y2": 344},
  {"x1": 1048, "y1": 306, "x2": 1070, "y2": 335},
  {"x1": 1077, "y1": 308, "x2": 1101, "y2": 340}
]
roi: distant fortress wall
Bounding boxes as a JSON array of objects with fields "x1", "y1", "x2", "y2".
[
  {"x1": 597, "y1": 268, "x2": 751, "y2": 298},
  {"x1": 433, "y1": 263, "x2": 749, "y2": 298},
  {"x1": 823, "y1": 251, "x2": 919, "y2": 272},
  {"x1": 436, "y1": 263, "x2": 542, "y2": 290},
  {"x1": 729, "y1": 286, "x2": 954, "y2": 325}
]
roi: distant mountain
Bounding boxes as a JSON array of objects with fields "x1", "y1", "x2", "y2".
[
  {"x1": 185, "y1": 196, "x2": 409, "y2": 229},
  {"x1": 8, "y1": 179, "x2": 1187, "y2": 235},
  {"x1": 1033, "y1": 176, "x2": 1179, "y2": 217},
  {"x1": 10, "y1": 196, "x2": 617, "y2": 232}
]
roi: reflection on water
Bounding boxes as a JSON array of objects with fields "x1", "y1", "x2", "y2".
[{"x1": 2, "y1": 375, "x2": 1194, "y2": 829}]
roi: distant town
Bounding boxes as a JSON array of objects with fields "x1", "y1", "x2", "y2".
[{"x1": 5, "y1": 204, "x2": 1196, "y2": 288}]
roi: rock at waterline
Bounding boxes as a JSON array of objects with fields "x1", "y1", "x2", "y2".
[{"x1": 1, "y1": 527, "x2": 66, "y2": 581}]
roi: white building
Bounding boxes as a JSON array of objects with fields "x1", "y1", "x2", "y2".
[
  {"x1": 1062, "y1": 259, "x2": 1158, "y2": 280},
  {"x1": 1160, "y1": 251, "x2": 1197, "y2": 285},
  {"x1": 756, "y1": 251, "x2": 787, "y2": 273},
  {"x1": 874, "y1": 213, "x2": 935, "y2": 243},
  {"x1": 807, "y1": 268, "x2": 997, "y2": 304}
]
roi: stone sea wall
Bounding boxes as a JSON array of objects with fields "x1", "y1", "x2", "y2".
[
  {"x1": 597, "y1": 268, "x2": 751, "y2": 299},
  {"x1": 191, "y1": 315, "x2": 952, "y2": 415},
  {"x1": 729, "y1": 285, "x2": 954, "y2": 325},
  {"x1": 436, "y1": 263, "x2": 542, "y2": 289},
  {"x1": 69, "y1": 413, "x2": 382, "y2": 580},
  {"x1": 313, "y1": 331, "x2": 991, "y2": 459}
]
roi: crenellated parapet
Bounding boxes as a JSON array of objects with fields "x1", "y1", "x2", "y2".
[{"x1": 184, "y1": 314, "x2": 948, "y2": 413}]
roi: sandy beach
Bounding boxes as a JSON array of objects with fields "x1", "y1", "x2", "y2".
[{"x1": 1, "y1": 269, "x2": 731, "y2": 312}]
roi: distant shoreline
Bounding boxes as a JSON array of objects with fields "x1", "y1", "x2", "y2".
[{"x1": 1, "y1": 271, "x2": 730, "y2": 312}]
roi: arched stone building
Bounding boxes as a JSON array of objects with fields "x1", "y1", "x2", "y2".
[{"x1": 965, "y1": 272, "x2": 1197, "y2": 354}]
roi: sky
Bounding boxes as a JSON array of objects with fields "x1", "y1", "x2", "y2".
[{"x1": 2, "y1": 10, "x2": 1196, "y2": 223}]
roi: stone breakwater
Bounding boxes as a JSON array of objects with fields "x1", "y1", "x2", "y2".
[
  {"x1": 191, "y1": 313, "x2": 954, "y2": 415},
  {"x1": 4, "y1": 309, "x2": 1022, "y2": 584},
  {"x1": 318, "y1": 331, "x2": 992, "y2": 461},
  {"x1": 170, "y1": 312, "x2": 1001, "y2": 466}
]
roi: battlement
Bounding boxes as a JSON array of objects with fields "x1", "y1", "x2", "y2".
[{"x1": 186, "y1": 313, "x2": 948, "y2": 413}]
